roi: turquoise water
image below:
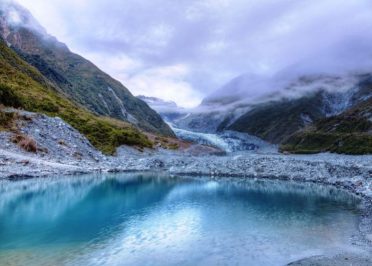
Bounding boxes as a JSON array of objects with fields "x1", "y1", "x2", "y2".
[{"x1": 0, "y1": 174, "x2": 362, "y2": 266}]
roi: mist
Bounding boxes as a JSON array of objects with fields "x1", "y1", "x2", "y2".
[
  {"x1": 0, "y1": 0, "x2": 45, "y2": 34},
  {"x1": 13, "y1": 0, "x2": 372, "y2": 107}
]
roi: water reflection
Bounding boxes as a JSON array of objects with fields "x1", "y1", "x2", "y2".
[{"x1": 0, "y1": 174, "x2": 362, "y2": 266}]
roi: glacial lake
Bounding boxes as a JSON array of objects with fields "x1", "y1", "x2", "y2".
[{"x1": 0, "y1": 174, "x2": 363, "y2": 266}]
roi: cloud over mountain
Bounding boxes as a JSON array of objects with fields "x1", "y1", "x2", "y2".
[{"x1": 16, "y1": 0, "x2": 372, "y2": 107}]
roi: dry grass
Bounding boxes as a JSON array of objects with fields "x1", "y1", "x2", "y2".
[
  {"x1": 0, "y1": 108, "x2": 19, "y2": 131},
  {"x1": 11, "y1": 134, "x2": 38, "y2": 153},
  {"x1": 147, "y1": 133, "x2": 190, "y2": 150}
]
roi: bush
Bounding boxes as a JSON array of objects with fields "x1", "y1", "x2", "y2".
[{"x1": 0, "y1": 84, "x2": 22, "y2": 108}]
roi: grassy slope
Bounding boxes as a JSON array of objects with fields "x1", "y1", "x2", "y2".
[
  {"x1": 0, "y1": 39, "x2": 152, "y2": 154},
  {"x1": 8, "y1": 27, "x2": 173, "y2": 137},
  {"x1": 280, "y1": 98, "x2": 372, "y2": 154}
]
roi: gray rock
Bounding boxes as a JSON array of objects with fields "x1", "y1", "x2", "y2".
[{"x1": 288, "y1": 253, "x2": 372, "y2": 266}]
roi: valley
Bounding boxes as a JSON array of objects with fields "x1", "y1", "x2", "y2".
[{"x1": 0, "y1": 1, "x2": 371, "y2": 265}]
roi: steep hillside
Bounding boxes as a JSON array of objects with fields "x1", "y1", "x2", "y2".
[
  {"x1": 226, "y1": 75, "x2": 371, "y2": 144},
  {"x1": 227, "y1": 92, "x2": 325, "y2": 143},
  {"x1": 0, "y1": 1, "x2": 173, "y2": 137},
  {"x1": 281, "y1": 98, "x2": 372, "y2": 154},
  {"x1": 173, "y1": 74, "x2": 365, "y2": 135},
  {"x1": 0, "y1": 37, "x2": 153, "y2": 154},
  {"x1": 172, "y1": 72, "x2": 371, "y2": 154}
]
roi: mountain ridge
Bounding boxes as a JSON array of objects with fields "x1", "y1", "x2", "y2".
[
  {"x1": 0, "y1": 36, "x2": 155, "y2": 154},
  {"x1": 0, "y1": 1, "x2": 174, "y2": 137},
  {"x1": 171, "y1": 72, "x2": 372, "y2": 154}
]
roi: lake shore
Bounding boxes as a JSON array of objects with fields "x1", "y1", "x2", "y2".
[
  {"x1": 1, "y1": 147, "x2": 372, "y2": 242},
  {"x1": 0, "y1": 111, "x2": 371, "y2": 265}
]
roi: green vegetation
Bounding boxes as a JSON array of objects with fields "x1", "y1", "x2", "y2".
[
  {"x1": 314, "y1": 114, "x2": 371, "y2": 134},
  {"x1": 281, "y1": 99, "x2": 372, "y2": 155},
  {"x1": 0, "y1": 39, "x2": 152, "y2": 154},
  {"x1": 0, "y1": 84, "x2": 22, "y2": 107},
  {"x1": 226, "y1": 85, "x2": 371, "y2": 155},
  {"x1": 228, "y1": 93, "x2": 324, "y2": 143},
  {"x1": 280, "y1": 132, "x2": 372, "y2": 154},
  {"x1": 281, "y1": 133, "x2": 372, "y2": 154},
  {"x1": 8, "y1": 26, "x2": 173, "y2": 137}
]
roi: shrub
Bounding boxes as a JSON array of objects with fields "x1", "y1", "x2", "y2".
[{"x1": 0, "y1": 84, "x2": 22, "y2": 108}]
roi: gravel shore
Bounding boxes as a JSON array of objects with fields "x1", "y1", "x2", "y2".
[
  {"x1": 0, "y1": 110, "x2": 371, "y2": 265},
  {"x1": 288, "y1": 253, "x2": 372, "y2": 266}
]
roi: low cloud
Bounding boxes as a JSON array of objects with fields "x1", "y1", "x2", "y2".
[{"x1": 15, "y1": 0, "x2": 372, "y2": 107}]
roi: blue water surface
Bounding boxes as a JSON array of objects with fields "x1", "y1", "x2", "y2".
[{"x1": 0, "y1": 174, "x2": 362, "y2": 266}]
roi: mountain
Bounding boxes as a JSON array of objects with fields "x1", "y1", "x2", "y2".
[
  {"x1": 281, "y1": 97, "x2": 372, "y2": 154},
  {"x1": 0, "y1": 36, "x2": 152, "y2": 154},
  {"x1": 174, "y1": 75, "x2": 360, "y2": 133},
  {"x1": 175, "y1": 75, "x2": 269, "y2": 133},
  {"x1": 173, "y1": 72, "x2": 371, "y2": 154},
  {"x1": 201, "y1": 73, "x2": 277, "y2": 107},
  {"x1": 137, "y1": 95, "x2": 277, "y2": 153},
  {"x1": 227, "y1": 91, "x2": 325, "y2": 143},
  {"x1": 0, "y1": 1, "x2": 173, "y2": 137},
  {"x1": 226, "y1": 74, "x2": 372, "y2": 144}
]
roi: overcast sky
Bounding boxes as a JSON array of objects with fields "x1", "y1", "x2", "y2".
[{"x1": 16, "y1": 0, "x2": 372, "y2": 107}]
